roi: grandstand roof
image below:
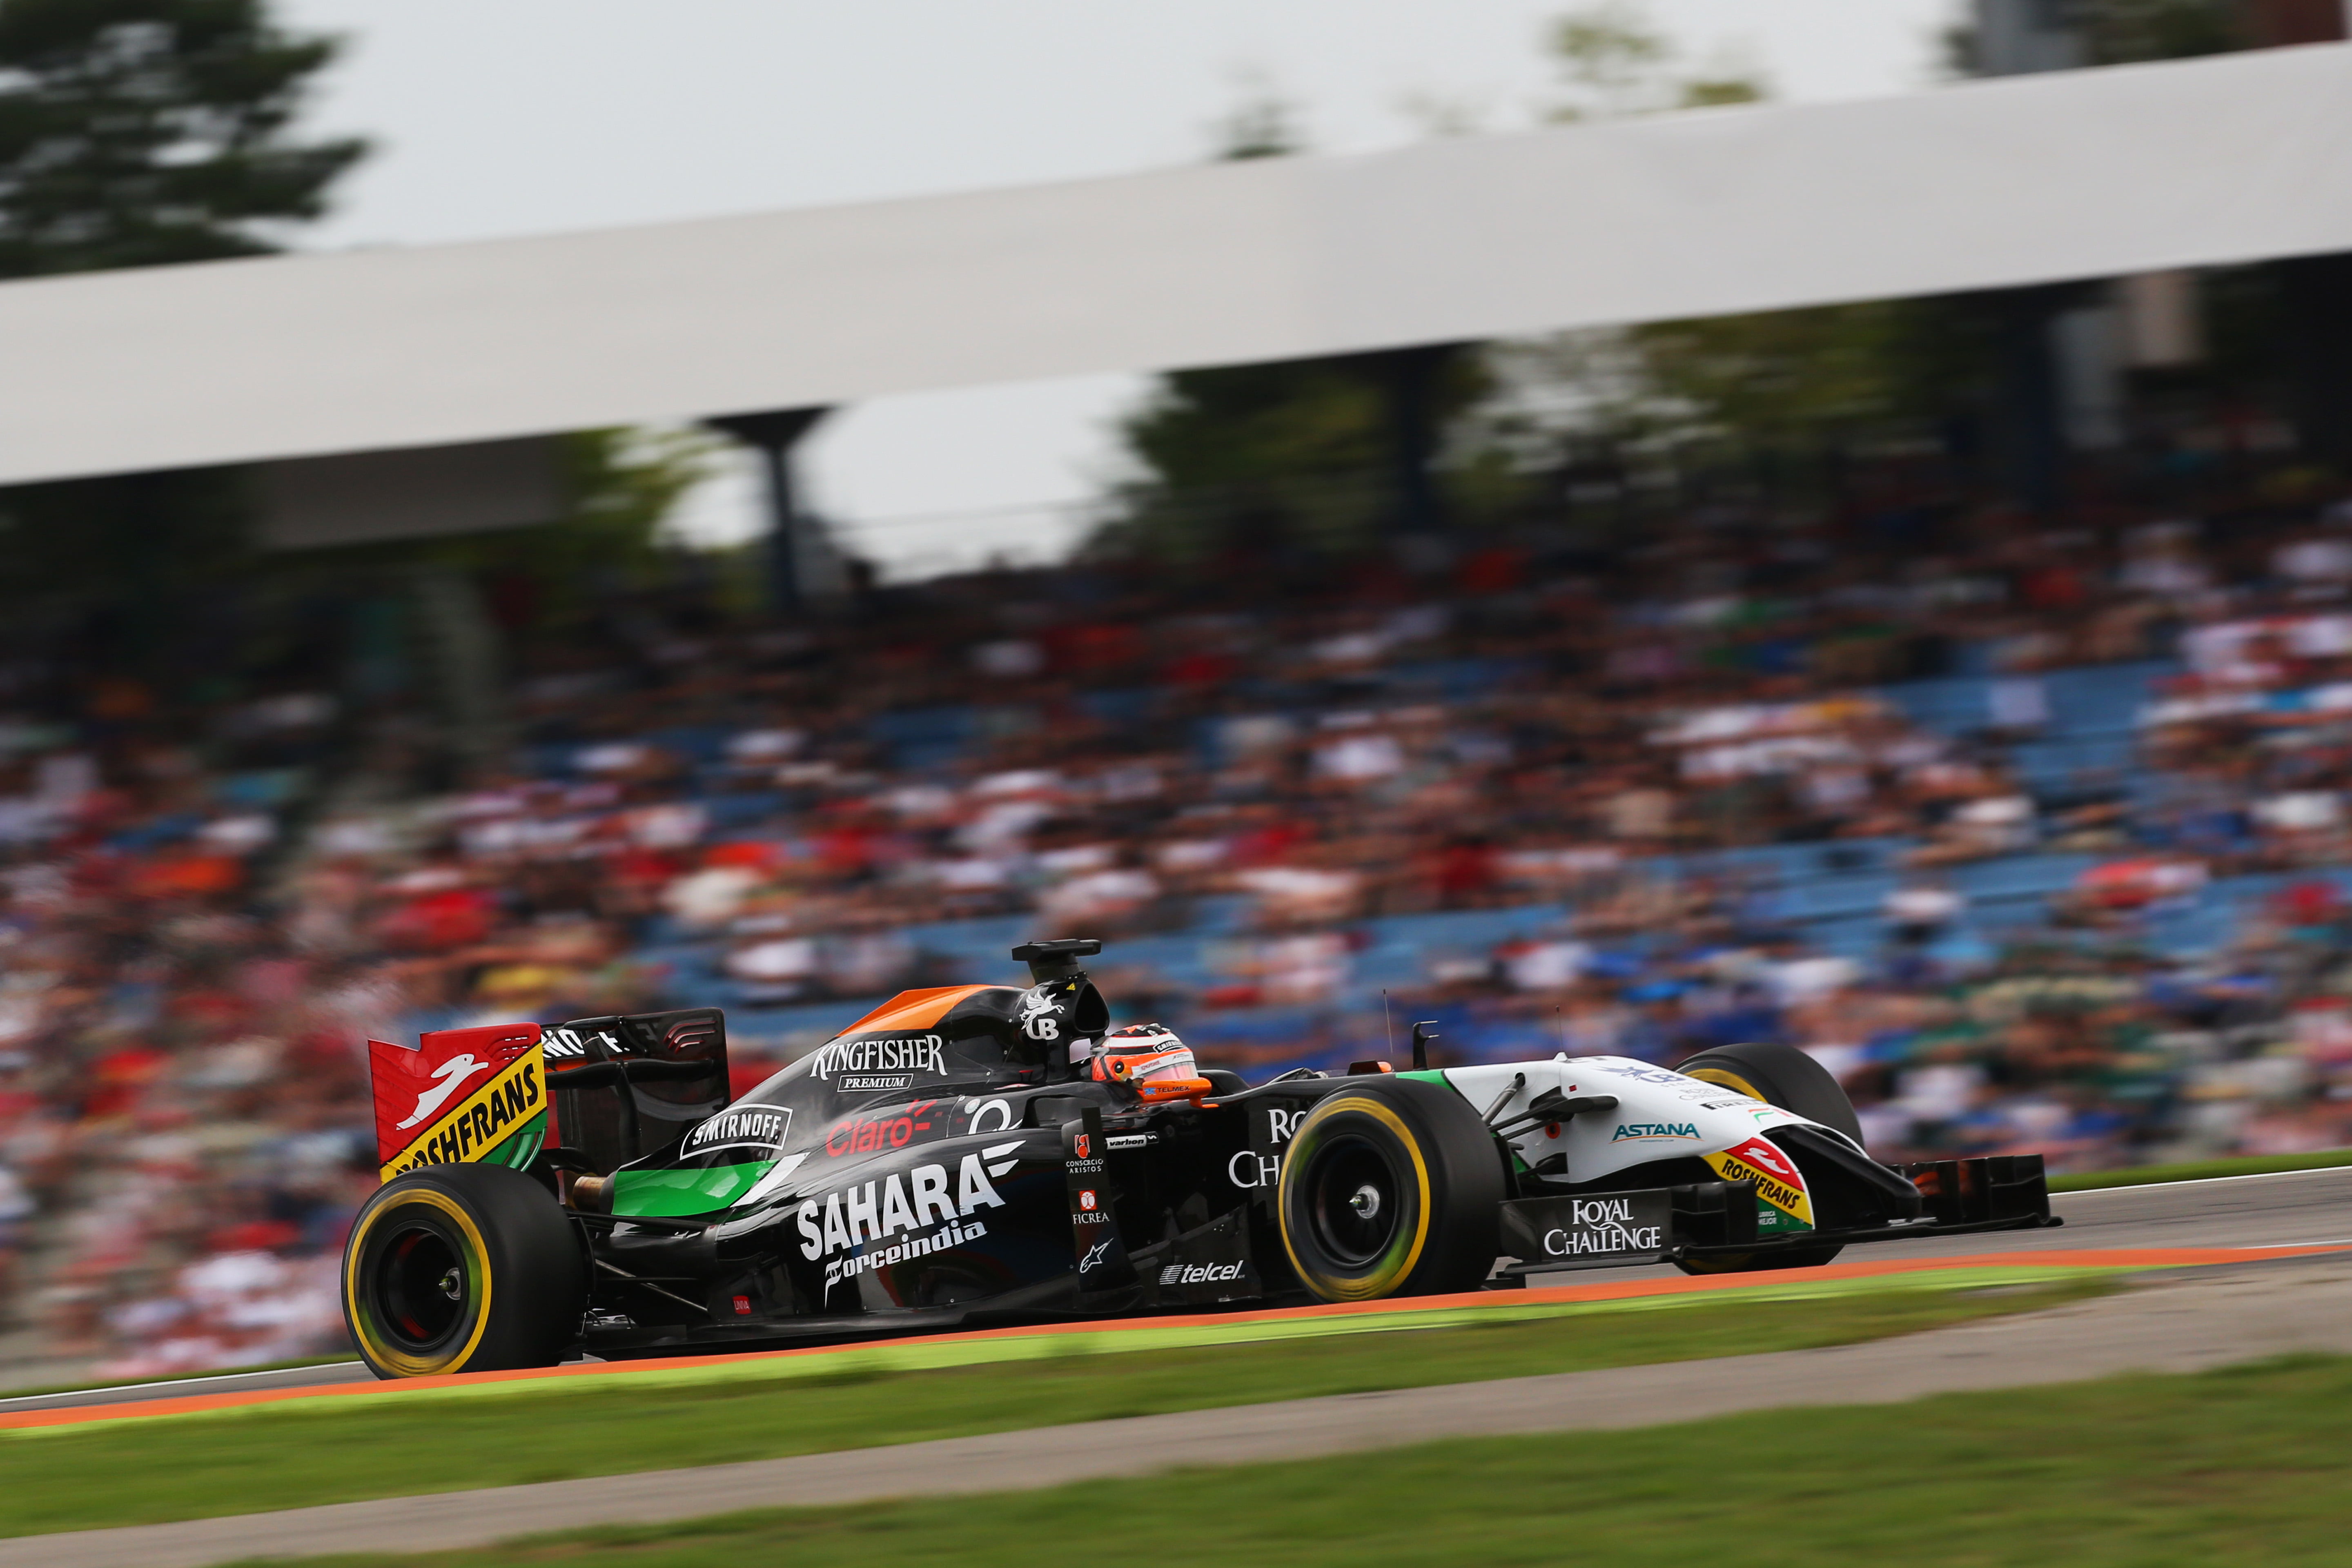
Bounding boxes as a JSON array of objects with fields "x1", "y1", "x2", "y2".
[{"x1": 2, "y1": 42, "x2": 2349, "y2": 487}]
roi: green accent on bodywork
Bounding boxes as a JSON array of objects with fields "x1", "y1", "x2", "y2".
[
  {"x1": 1394, "y1": 1070, "x2": 1454, "y2": 1088},
  {"x1": 482, "y1": 1113, "x2": 546, "y2": 1172},
  {"x1": 613, "y1": 1160, "x2": 775, "y2": 1217},
  {"x1": 1753, "y1": 1196, "x2": 1813, "y2": 1234}
]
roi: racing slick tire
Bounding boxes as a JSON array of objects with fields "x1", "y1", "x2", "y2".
[
  {"x1": 1671, "y1": 1040, "x2": 1860, "y2": 1275},
  {"x1": 1278, "y1": 1076, "x2": 1503, "y2": 1302},
  {"x1": 343, "y1": 1162, "x2": 586, "y2": 1379}
]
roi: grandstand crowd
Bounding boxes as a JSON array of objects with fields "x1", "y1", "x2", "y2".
[{"x1": 7, "y1": 454, "x2": 2352, "y2": 1380}]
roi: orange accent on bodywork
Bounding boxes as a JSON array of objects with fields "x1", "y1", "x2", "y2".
[
  {"x1": 829, "y1": 984, "x2": 1002, "y2": 1038},
  {"x1": 1133, "y1": 1075, "x2": 1215, "y2": 1103}
]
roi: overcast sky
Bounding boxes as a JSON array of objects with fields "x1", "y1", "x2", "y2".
[{"x1": 278, "y1": 0, "x2": 1964, "y2": 576}]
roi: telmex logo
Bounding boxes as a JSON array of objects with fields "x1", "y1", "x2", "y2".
[
  {"x1": 810, "y1": 1033, "x2": 945, "y2": 1081},
  {"x1": 1610, "y1": 1122, "x2": 1698, "y2": 1143},
  {"x1": 796, "y1": 1153, "x2": 1009, "y2": 1290},
  {"x1": 684, "y1": 1108, "x2": 790, "y2": 1158}
]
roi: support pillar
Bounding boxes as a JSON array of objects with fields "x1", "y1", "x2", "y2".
[
  {"x1": 2278, "y1": 253, "x2": 2352, "y2": 471},
  {"x1": 1375, "y1": 343, "x2": 1458, "y2": 537},
  {"x1": 1990, "y1": 285, "x2": 2073, "y2": 516},
  {"x1": 706, "y1": 408, "x2": 830, "y2": 613}
]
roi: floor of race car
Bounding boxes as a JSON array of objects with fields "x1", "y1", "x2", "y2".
[{"x1": 7, "y1": 1243, "x2": 2352, "y2": 1568}]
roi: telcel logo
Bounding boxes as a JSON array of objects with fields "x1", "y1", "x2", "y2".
[{"x1": 1159, "y1": 1261, "x2": 1246, "y2": 1286}]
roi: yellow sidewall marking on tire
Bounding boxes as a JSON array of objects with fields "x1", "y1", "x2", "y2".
[
  {"x1": 345, "y1": 1186, "x2": 496, "y2": 1377},
  {"x1": 1280, "y1": 1096, "x2": 1434, "y2": 1302},
  {"x1": 1686, "y1": 1067, "x2": 1766, "y2": 1103}
]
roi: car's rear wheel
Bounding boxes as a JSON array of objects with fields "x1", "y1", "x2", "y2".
[
  {"x1": 343, "y1": 1163, "x2": 585, "y2": 1378},
  {"x1": 1673, "y1": 1041, "x2": 1858, "y2": 1275},
  {"x1": 1277, "y1": 1076, "x2": 1501, "y2": 1302}
]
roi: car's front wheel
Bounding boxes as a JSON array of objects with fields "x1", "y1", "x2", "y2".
[
  {"x1": 1672, "y1": 1041, "x2": 1858, "y2": 1275},
  {"x1": 1276, "y1": 1076, "x2": 1502, "y2": 1302},
  {"x1": 343, "y1": 1162, "x2": 585, "y2": 1378}
]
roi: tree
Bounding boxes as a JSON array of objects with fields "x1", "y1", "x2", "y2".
[
  {"x1": 1091, "y1": 7, "x2": 1780, "y2": 569},
  {"x1": 0, "y1": 0, "x2": 364, "y2": 664},
  {"x1": 1548, "y1": 2, "x2": 1766, "y2": 120},
  {"x1": 0, "y1": 0, "x2": 364, "y2": 278}
]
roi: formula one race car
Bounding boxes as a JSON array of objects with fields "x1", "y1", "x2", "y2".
[{"x1": 341, "y1": 939, "x2": 2059, "y2": 1377}]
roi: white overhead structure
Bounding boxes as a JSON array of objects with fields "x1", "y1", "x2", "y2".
[{"x1": 1, "y1": 43, "x2": 2349, "y2": 489}]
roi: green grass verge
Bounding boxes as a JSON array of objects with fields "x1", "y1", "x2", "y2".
[
  {"x1": 2051, "y1": 1148, "x2": 2352, "y2": 1192},
  {"x1": 0, "y1": 1274, "x2": 2109, "y2": 1539},
  {"x1": 284, "y1": 1354, "x2": 2352, "y2": 1568}
]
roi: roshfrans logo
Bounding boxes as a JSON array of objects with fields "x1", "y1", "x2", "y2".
[
  {"x1": 797, "y1": 1149, "x2": 1013, "y2": 1292},
  {"x1": 1610, "y1": 1122, "x2": 1699, "y2": 1143},
  {"x1": 1704, "y1": 1136, "x2": 1814, "y2": 1226},
  {"x1": 809, "y1": 1033, "x2": 945, "y2": 1092}
]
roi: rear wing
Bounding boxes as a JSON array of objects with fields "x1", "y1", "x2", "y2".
[
  {"x1": 543, "y1": 1007, "x2": 730, "y2": 1176},
  {"x1": 368, "y1": 1024, "x2": 549, "y2": 1183}
]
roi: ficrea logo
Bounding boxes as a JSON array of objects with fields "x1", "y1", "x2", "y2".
[{"x1": 1610, "y1": 1122, "x2": 1699, "y2": 1143}]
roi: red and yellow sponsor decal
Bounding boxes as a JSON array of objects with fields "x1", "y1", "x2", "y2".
[
  {"x1": 1704, "y1": 1135, "x2": 1813, "y2": 1227},
  {"x1": 370, "y1": 1023, "x2": 548, "y2": 1181}
]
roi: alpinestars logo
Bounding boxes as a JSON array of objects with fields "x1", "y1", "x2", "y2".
[
  {"x1": 797, "y1": 1146, "x2": 1018, "y2": 1290},
  {"x1": 810, "y1": 1033, "x2": 945, "y2": 1092}
]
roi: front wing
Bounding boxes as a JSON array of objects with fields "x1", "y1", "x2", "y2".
[{"x1": 1494, "y1": 1154, "x2": 2060, "y2": 1278}]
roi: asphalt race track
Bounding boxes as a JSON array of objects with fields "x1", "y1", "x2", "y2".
[
  {"x1": 13, "y1": 1249, "x2": 2352, "y2": 1568},
  {"x1": 8, "y1": 1163, "x2": 2350, "y2": 1417}
]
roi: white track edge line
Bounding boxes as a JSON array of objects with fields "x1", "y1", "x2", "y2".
[{"x1": 2059, "y1": 1164, "x2": 2352, "y2": 1196}]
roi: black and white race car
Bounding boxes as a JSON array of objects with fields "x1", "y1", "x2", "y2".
[{"x1": 342, "y1": 939, "x2": 2057, "y2": 1377}]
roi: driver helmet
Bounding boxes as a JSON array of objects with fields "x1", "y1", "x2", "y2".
[{"x1": 1090, "y1": 1023, "x2": 1211, "y2": 1104}]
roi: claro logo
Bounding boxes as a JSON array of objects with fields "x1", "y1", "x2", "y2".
[
  {"x1": 1543, "y1": 1196, "x2": 1664, "y2": 1257},
  {"x1": 797, "y1": 1151, "x2": 1010, "y2": 1292},
  {"x1": 824, "y1": 1102, "x2": 936, "y2": 1158}
]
